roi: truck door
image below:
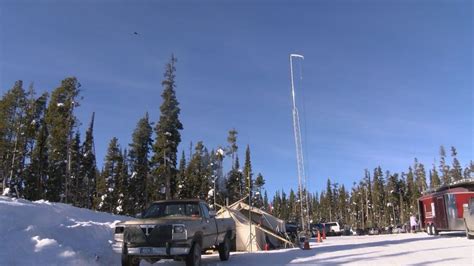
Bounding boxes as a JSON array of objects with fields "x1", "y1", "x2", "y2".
[
  {"x1": 200, "y1": 203, "x2": 218, "y2": 248},
  {"x1": 435, "y1": 196, "x2": 448, "y2": 229}
]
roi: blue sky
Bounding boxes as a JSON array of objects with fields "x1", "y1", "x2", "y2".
[{"x1": 1, "y1": 0, "x2": 472, "y2": 196}]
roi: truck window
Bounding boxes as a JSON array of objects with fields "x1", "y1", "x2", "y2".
[{"x1": 200, "y1": 203, "x2": 210, "y2": 219}]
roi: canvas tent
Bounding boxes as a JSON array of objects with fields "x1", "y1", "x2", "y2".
[{"x1": 216, "y1": 199, "x2": 295, "y2": 251}]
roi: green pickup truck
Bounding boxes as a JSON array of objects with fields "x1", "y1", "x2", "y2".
[{"x1": 113, "y1": 199, "x2": 236, "y2": 266}]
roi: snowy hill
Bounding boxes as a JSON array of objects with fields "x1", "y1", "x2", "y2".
[{"x1": 0, "y1": 196, "x2": 130, "y2": 266}]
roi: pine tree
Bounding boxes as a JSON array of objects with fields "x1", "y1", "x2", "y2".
[
  {"x1": 405, "y1": 167, "x2": 416, "y2": 215},
  {"x1": 338, "y1": 185, "x2": 349, "y2": 225},
  {"x1": 429, "y1": 163, "x2": 441, "y2": 189},
  {"x1": 97, "y1": 137, "x2": 122, "y2": 213},
  {"x1": 272, "y1": 191, "x2": 282, "y2": 217},
  {"x1": 22, "y1": 90, "x2": 48, "y2": 200},
  {"x1": 414, "y1": 158, "x2": 427, "y2": 196},
  {"x1": 185, "y1": 141, "x2": 209, "y2": 200},
  {"x1": 80, "y1": 113, "x2": 97, "y2": 209},
  {"x1": 176, "y1": 151, "x2": 187, "y2": 199},
  {"x1": 44, "y1": 77, "x2": 80, "y2": 202},
  {"x1": 288, "y1": 189, "x2": 297, "y2": 222},
  {"x1": 463, "y1": 161, "x2": 473, "y2": 179},
  {"x1": 151, "y1": 55, "x2": 183, "y2": 200},
  {"x1": 226, "y1": 156, "x2": 243, "y2": 203},
  {"x1": 450, "y1": 147, "x2": 463, "y2": 182},
  {"x1": 0, "y1": 81, "x2": 47, "y2": 197},
  {"x1": 115, "y1": 149, "x2": 129, "y2": 215},
  {"x1": 243, "y1": 145, "x2": 253, "y2": 196},
  {"x1": 386, "y1": 173, "x2": 399, "y2": 225},
  {"x1": 226, "y1": 129, "x2": 238, "y2": 168},
  {"x1": 24, "y1": 120, "x2": 48, "y2": 200},
  {"x1": 281, "y1": 190, "x2": 289, "y2": 221},
  {"x1": 69, "y1": 132, "x2": 81, "y2": 205},
  {"x1": 439, "y1": 146, "x2": 450, "y2": 185},
  {"x1": 372, "y1": 166, "x2": 385, "y2": 226},
  {"x1": 325, "y1": 179, "x2": 333, "y2": 221},
  {"x1": 253, "y1": 173, "x2": 265, "y2": 208},
  {"x1": 128, "y1": 113, "x2": 152, "y2": 211}
]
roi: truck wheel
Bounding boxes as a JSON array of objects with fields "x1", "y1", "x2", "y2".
[
  {"x1": 186, "y1": 242, "x2": 202, "y2": 266},
  {"x1": 432, "y1": 225, "x2": 438, "y2": 235},
  {"x1": 218, "y1": 236, "x2": 231, "y2": 261},
  {"x1": 121, "y1": 254, "x2": 139, "y2": 266},
  {"x1": 426, "y1": 224, "x2": 432, "y2": 235}
]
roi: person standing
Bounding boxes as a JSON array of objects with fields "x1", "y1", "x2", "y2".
[{"x1": 410, "y1": 214, "x2": 417, "y2": 233}]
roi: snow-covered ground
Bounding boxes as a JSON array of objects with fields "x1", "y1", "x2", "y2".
[
  {"x1": 0, "y1": 196, "x2": 130, "y2": 265},
  {"x1": 1, "y1": 196, "x2": 473, "y2": 265},
  {"x1": 192, "y1": 233, "x2": 474, "y2": 265}
]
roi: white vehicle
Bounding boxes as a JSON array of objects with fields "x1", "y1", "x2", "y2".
[{"x1": 324, "y1": 222, "x2": 342, "y2": 236}]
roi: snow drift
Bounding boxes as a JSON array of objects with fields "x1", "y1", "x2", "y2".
[{"x1": 0, "y1": 196, "x2": 130, "y2": 265}]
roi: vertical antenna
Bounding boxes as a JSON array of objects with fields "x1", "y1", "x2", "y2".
[{"x1": 289, "y1": 53, "x2": 309, "y2": 232}]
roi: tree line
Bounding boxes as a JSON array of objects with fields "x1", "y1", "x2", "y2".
[
  {"x1": 0, "y1": 55, "x2": 266, "y2": 215},
  {"x1": 1, "y1": 54, "x2": 471, "y2": 228},
  {"x1": 271, "y1": 147, "x2": 473, "y2": 229}
]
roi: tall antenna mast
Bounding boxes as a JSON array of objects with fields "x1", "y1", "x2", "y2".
[{"x1": 289, "y1": 53, "x2": 309, "y2": 232}]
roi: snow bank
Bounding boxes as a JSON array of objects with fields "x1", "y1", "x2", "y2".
[{"x1": 0, "y1": 196, "x2": 130, "y2": 265}]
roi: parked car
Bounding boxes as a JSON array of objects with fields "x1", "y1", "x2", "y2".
[
  {"x1": 309, "y1": 223, "x2": 324, "y2": 237},
  {"x1": 368, "y1": 227, "x2": 380, "y2": 235},
  {"x1": 392, "y1": 224, "x2": 407, "y2": 234},
  {"x1": 324, "y1": 222, "x2": 342, "y2": 236},
  {"x1": 463, "y1": 197, "x2": 474, "y2": 239},
  {"x1": 113, "y1": 199, "x2": 236, "y2": 266}
]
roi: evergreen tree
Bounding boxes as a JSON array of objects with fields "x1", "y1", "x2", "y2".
[
  {"x1": 24, "y1": 120, "x2": 48, "y2": 200},
  {"x1": 429, "y1": 163, "x2": 441, "y2": 189},
  {"x1": 80, "y1": 113, "x2": 97, "y2": 209},
  {"x1": 386, "y1": 173, "x2": 399, "y2": 225},
  {"x1": 272, "y1": 191, "x2": 282, "y2": 217},
  {"x1": 414, "y1": 158, "x2": 427, "y2": 195},
  {"x1": 439, "y1": 145, "x2": 450, "y2": 185},
  {"x1": 405, "y1": 167, "x2": 416, "y2": 215},
  {"x1": 325, "y1": 179, "x2": 333, "y2": 221},
  {"x1": 69, "y1": 132, "x2": 81, "y2": 205},
  {"x1": 176, "y1": 151, "x2": 187, "y2": 199},
  {"x1": 44, "y1": 77, "x2": 80, "y2": 202},
  {"x1": 21, "y1": 89, "x2": 48, "y2": 200},
  {"x1": 450, "y1": 147, "x2": 463, "y2": 182},
  {"x1": 372, "y1": 167, "x2": 385, "y2": 226},
  {"x1": 338, "y1": 185, "x2": 349, "y2": 225},
  {"x1": 253, "y1": 173, "x2": 265, "y2": 208},
  {"x1": 226, "y1": 156, "x2": 243, "y2": 203},
  {"x1": 96, "y1": 138, "x2": 122, "y2": 213},
  {"x1": 0, "y1": 81, "x2": 48, "y2": 197},
  {"x1": 288, "y1": 189, "x2": 297, "y2": 222},
  {"x1": 281, "y1": 190, "x2": 288, "y2": 221},
  {"x1": 185, "y1": 141, "x2": 209, "y2": 200},
  {"x1": 115, "y1": 149, "x2": 129, "y2": 215},
  {"x1": 128, "y1": 113, "x2": 152, "y2": 211},
  {"x1": 243, "y1": 145, "x2": 253, "y2": 196},
  {"x1": 226, "y1": 129, "x2": 238, "y2": 168},
  {"x1": 151, "y1": 55, "x2": 183, "y2": 200},
  {"x1": 463, "y1": 161, "x2": 473, "y2": 179}
]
